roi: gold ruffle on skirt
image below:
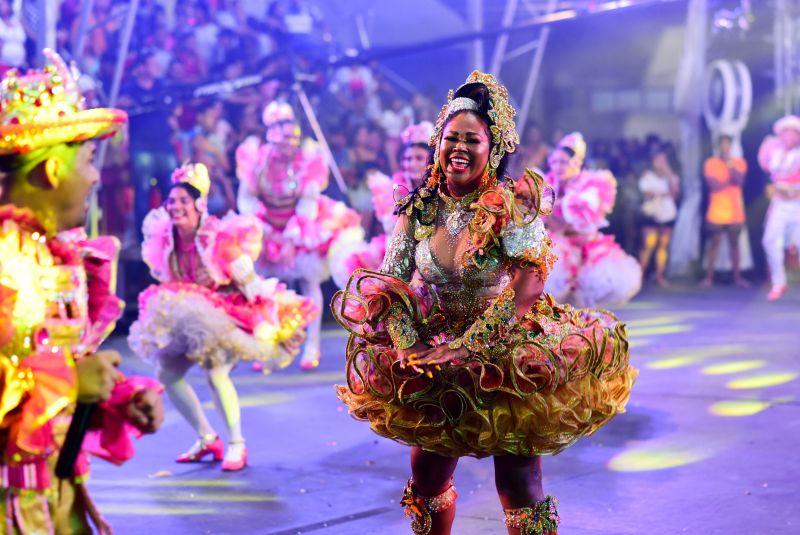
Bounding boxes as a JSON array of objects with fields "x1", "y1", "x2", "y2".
[{"x1": 332, "y1": 270, "x2": 638, "y2": 458}]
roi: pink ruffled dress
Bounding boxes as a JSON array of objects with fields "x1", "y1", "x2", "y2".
[
  {"x1": 128, "y1": 208, "x2": 316, "y2": 371},
  {"x1": 236, "y1": 137, "x2": 364, "y2": 284},
  {"x1": 544, "y1": 169, "x2": 642, "y2": 307},
  {"x1": 330, "y1": 170, "x2": 407, "y2": 289}
]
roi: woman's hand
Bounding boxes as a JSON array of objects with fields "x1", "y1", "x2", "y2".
[
  {"x1": 126, "y1": 388, "x2": 165, "y2": 434},
  {"x1": 403, "y1": 344, "x2": 471, "y2": 376},
  {"x1": 280, "y1": 330, "x2": 306, "y2": 356},
  {"x1": 396, "y1": 342, "x2": 432, "y2": 369}
]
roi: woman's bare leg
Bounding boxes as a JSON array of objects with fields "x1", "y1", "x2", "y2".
[
  {"x1": 655, "y1": 227, "x2": 672, "y2": 287},
  {"x1": 157, "y1": 356, "x2": 215, "y2": 438},
  {"x1": 495, "y1": 455, "x2": 557, "y2": 535},
  {"x1": 408, "y1": 447, "x2": 459, "y2": 535}
]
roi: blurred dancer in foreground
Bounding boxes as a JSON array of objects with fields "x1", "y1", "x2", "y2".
[{"x1": 0, "y1": 50, "x2": 163, "y2": 533}]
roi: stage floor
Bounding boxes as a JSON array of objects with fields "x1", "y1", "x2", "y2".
[{"x1": 93, "y1": 284, "x2": 800, "y2": 534}]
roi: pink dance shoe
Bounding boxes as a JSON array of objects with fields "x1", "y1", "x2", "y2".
[
  {"x1": 176, "y1": 435, "x2": 224, "y2": 463},
  {"x1": 221, "y1": 442, "x2": 248, "y2": 471}
]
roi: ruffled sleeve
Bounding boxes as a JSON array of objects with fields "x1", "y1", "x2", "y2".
[
  {"x1": 466, "y1": 171, "x2": 555, "y2": 273},
  {"x1": 2, "y1": 349, "x2": 77, "y2": 457},
  {"x1": 235, "y1": 136, "x2": 266, "y2": 194},
  {"x1": 197, "y1": 212, "x2": 264, "y2": 285},
  {"x1": 367, "y1": 171, "x2": 397, "y2": 234},
  {"x1": 80, "y1": 235, "x2": 125, "y2": 351},
  {"x1": 508, "y1": 175, "x2": 557, "y2": 280},
  {"x1": 299, "y1": 139, "x2": 330, "y2": 195},
  {"x1": 141, "y1": 207, "x2": 175, "y2": 283},
  {"x1": 82, "y1": 375, "x2": 164, "y2": 465},
  {"x1": 758, "y1": 135, "x2": 800, "y2": 182},
  {"x1": 502, "y1": 217, "x2": 550, "y2": 263},
  {"x1": 560, "y1": 169, "x2": 617, "y2": 234}
]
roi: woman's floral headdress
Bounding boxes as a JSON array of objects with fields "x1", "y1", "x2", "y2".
[
  {"x1": 171, "y1": 161, "x2": 211, "y2": 199},
  {"x1": 401, "y1": 121, "x2": 435, "y2": 147},
  {"x1": 431, "y1": 71, "x2": 519, "y2": 177}
]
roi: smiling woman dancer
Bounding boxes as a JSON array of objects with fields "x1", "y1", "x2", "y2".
[
  {"x1": 332, "y1": 72, "x2": 637, "y2": 534},
  {"x1": 128, "y1": 161, "x2": 315, "y2": 471},
  {"x1": 542, "y1": 134, "x2": 642, "y2": 307}
]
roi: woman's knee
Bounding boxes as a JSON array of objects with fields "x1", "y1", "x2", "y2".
[
  {"x1": 206, "y1": 364, "x2": 233, "y2": 386},
  {"x1": 410, "y1": 448, "x2": 458, "y2": 496},
  {"x1": 157, "y1": 364, "x2": 185, "y2": 384},
  {"x1": 642, "y1": 229, "x2": 658, "y2": 249},
  {"x1": 494, "y1": 456, "x2": 542, "y2": 500}
]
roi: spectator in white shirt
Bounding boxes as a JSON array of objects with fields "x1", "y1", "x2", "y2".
[{"x1": 0, "y1": 0, "x2": 27, "y2": 69}]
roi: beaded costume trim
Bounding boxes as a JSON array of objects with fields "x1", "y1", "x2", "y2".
[
  {"x1": 504, "y1": 496, "x2": 560, "y2": 535},
  {"x1": 400, "y1": 478, "x2": 458, "y2": 535}
]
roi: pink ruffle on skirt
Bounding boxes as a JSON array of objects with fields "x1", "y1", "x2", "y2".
[{"x1": 128, "y1": 283, "x2": 315, "y2": 370}]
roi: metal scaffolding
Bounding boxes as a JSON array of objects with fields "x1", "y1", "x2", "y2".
[
  {"x1": 45, "y1": 0, "x2": 686, "y2": 234},
  {"x1": 774, "y1": 0, "x2": 800, "y2": 115},
  {"x1": 484, "y1": 0, "x2": 558, "y2": 132}
]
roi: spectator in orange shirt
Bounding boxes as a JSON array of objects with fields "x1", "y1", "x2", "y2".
[{"x1": 700, "y1": 134, "x2": 749, "y2": 287}]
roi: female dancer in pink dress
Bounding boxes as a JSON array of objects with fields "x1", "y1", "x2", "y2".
[
  {"x1": 128, "y1": 162, "x2": 315, "y2": 471},
  {"x1": 543, "y1": 133, "x2": 642, "y2": 307},
  {"x1": 331, "y1": 121, "x2": 435, "y2": 288},
  {"x1": 236, "y1": 102, "x2": 363, "y2": 369}
]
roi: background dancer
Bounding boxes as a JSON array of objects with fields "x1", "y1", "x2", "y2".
[
  {"x1": 758, "y1": 115, "x2": 800, "y2": 301},
  {"x1": 701, "y1": 134, "x2": 750, "y2": 288},
  {"x1": 128, "y1": 161, "x2": 315, "y2": 471},
  {"x1": 638, "y1": 147, "x2": 680, "y2": 287},
  {"x1": 236, "y1": 101, "x2": 362, "y2": 369},
  {"x1": 543, "y1": 133, "x2": 642, "y2": 307},
  {"x1": 330, "y1": 121, "x2": 435, "y2": 289}
]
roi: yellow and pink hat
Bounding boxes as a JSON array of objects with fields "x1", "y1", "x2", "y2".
[{"x1": 0, "y1": 49, "x2": 127, "y2": 156}]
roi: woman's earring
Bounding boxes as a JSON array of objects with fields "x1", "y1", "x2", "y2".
[
  {"x1": 427, "y1": 162, "x2": 441, "y2": 188},
  {"x1": 479, "y1": 164, "x2": 496, "y2": 191}
]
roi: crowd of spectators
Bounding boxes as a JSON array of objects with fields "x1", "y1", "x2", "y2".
[
  {"x1": 7, "y1": 0, "x2": 759, "y2": 287},
  {"x1": 2, "y1": 0, "x2": 449, "y2": 246}
]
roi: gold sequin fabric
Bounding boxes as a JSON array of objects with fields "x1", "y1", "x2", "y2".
[{"x1": 332, "y1": 178, "x2": 637, "y2": 458}]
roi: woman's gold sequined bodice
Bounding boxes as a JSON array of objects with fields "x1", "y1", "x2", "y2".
[{"x1": 384, "y1": 192, "x2": 512, "y2": 323}]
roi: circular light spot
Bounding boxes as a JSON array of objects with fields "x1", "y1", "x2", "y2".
[
  {"x1": 646, "y1": 356, "x2": 699, "y2": 370},
  {"x1": 608, "y1": 447, "x2": 707, "y2": 472},
  {"x1": 701, "y1": 360, "x2": 766, "y2": 376},
  {"x1": 709, "y1": 400, "x2": 770, "y2": 416},
  {"x1": 726, "y1": 373, "x2": 798, "y2": 390}
]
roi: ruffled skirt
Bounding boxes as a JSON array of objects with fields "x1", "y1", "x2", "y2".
[
  {"x1": 128, "y1": 282, "x2": 315, "y2": 370},
  {"x1": 332, "y1": 270, "x2": 638, "y2": 458},
  {"x1": 545, "y1": 232, "x2": 642, "y2": 308}
]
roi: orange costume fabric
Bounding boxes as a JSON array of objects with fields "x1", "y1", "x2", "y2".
[{"x1": 704, "y1": 156, "x2": 747, "y2": 225}]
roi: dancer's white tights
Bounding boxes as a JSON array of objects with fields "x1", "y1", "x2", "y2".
[
  {"x1": 158, "y1": 358, "x2": 243, "y2": 443},
  {"x1": 299, "y1": 278, "x2": 323, "y2": 364}
]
